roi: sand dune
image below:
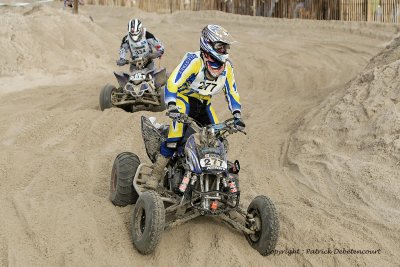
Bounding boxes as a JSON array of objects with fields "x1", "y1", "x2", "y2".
[{"x1": 0, "y1": 3, "x2": 399, "y2": 266}]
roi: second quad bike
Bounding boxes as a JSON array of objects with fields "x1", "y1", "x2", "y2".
[
  {"x1": 109, "y1": 113, "x2": 279, "y2": 255},
  {"x1": 99, "y1": 54, "x2": 166, "y2": 113}
]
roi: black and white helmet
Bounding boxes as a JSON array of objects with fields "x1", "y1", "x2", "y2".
[
  {"x1": 128, "y1": 18, "x2": 143, "y2": 42},
  {"x1": 200, "y1": 25, "x2": 234, "y2": 64}
]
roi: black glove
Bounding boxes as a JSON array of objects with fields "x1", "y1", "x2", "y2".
[
  {"x1": 116, "y1": 58, "x2": 128, "y2": 66},
  {"x1": 167, "y1": 103, "x2": 180, "y2": 120},
  {"x1": 233, "y1": 112, "x2": 245, "y2": 128}
]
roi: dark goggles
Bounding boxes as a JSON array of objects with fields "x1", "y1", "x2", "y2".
[{"x1": 212, "y1": 42, "x2": 230, "y2": 55}]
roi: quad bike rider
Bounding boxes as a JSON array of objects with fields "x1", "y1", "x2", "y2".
[
  {"x1": 99, "y1": 18, "x2": 166, "y2": 112},
  {"x1": 117, "y1": 18, "x2": 164, "y2": 71},
  {"x1": 146, "y1": 24, "x2": 245, "y2": 189},
  {"x1": 109, "y1": 25, "x2": 279, "y2": 256}
]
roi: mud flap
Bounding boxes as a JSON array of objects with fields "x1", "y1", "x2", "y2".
[{"x1": 141, "y1": 116, "x2": 168, "y2": 163}]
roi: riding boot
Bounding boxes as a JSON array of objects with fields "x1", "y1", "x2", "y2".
[{"x1": 146, "y1": 155, "x2": 169, "y2": 189}]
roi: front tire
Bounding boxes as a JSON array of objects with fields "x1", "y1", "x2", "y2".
[
  {"x1": 99, "y1": 84, "x2": 116, "y2": 111},
  {"x1": 246, "y1": 195, "x2": 279, "y2": 256},
  {"x1": 109, "y1": 152, "x2": 140, "y2": 206},
  {"x1": 131, "y1": 191, "x2": 165, "y2": 254}
]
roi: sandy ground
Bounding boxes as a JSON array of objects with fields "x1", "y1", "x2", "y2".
[{"x1": 0, "y1": 2, "x2": 400, "y2": 266}]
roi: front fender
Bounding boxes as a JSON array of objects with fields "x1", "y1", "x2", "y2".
[
  {"x1": 113, "y1": 72, "x2": 130, "y2": 88},
  {"x1": 185, "y1": 135, "x2": 202, "y2": 174},
  {"x1": 185, "y1": 147, "x2": 202, "y2": 174}
]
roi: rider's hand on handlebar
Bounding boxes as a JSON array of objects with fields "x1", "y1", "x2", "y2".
[
  {"x1": 116, "y1": 58, "x2": 128, "y2": 66},
  {"x1": 167, "y1": 103, "x2": 181, "y2": 120},
  {"x1": 233, "y1": 112, "x2": 246, "y2": 130}
]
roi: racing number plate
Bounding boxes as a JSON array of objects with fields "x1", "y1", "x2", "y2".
[
  {"x1": 200, "y1": 157, "x2": 227, "y2": 170},
  {"x1": 132, "y1": 73, "x2": 145, "y2": 81}
]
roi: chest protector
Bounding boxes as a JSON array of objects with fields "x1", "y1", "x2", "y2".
[{"x1": 128, "y1": 30, "x2": 152, "y2": 59}]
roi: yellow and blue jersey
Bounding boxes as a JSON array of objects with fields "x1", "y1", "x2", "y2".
[
  {"x1": 165, "y1": 51, "x2": 241, "y2": 114},
  {"x1": 160, "y1": 51, "x2": 242, "y2": 157}
]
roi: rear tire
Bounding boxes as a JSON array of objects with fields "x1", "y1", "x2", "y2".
[
  {"x1": 246, "y1": 195, "x2": 279, "y2": 256},
  {"x1": 109, "y1": 152, "x2": 140, "y2": 206},
  {"x1": 99, "y1": 84, "x2": 116, "y2": 111},
  {"x1": 131, "y1": 191, "x2": 165, "y2": 254}
]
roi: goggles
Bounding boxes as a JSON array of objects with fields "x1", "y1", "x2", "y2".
[{"x1": 212, "y1": 42, "x2": 230, "y2": 55}]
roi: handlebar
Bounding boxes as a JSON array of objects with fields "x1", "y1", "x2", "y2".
[
  {"x1": 166, "y1": 112, "x2": 246, "y2": 135},
  {"x1": 129, "y1": 57, "x2": 148, "y2": 69},
  {"x1": 131, "y1": 53, "x2": 160, "y2": 63},
  {"x1": 119, "y1": 52, "x2": 161, "y2": 69},
  {"x1": 211, "y1": 118, "x2": 247, "y2": 135}
]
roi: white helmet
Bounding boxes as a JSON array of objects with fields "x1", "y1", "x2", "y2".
[
  {"x1": 200, "y1": 25, "x2": 234, "y2": 78},
  {"x1": 128, "y1": 18, "x2": 143, "y2": 42}
]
